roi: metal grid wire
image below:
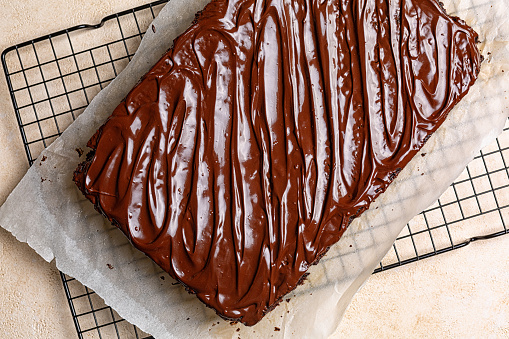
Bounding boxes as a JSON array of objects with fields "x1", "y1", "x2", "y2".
[
  {"x1": 1, "y1": 1, "x2": 167, "y2": 337},
  {"x1": 1, "y1": 0, "x2": 508, "y2": 338},
  {"x1": 375, "y1": 120, "x2": 509, "y2": 273}
]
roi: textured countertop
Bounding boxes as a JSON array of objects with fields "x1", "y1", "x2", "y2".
[{"x1": 0, "y1": 0, "x2": 508, "y2": 338}]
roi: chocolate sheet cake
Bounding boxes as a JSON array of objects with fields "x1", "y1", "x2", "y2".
[{"x1": 74, "y1": 0, "x2": 481, "y2": 326}]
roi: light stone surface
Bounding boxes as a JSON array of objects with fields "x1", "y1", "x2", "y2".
[{"x1": 0, "y1": 0, "x2": 508, "y2": 338}]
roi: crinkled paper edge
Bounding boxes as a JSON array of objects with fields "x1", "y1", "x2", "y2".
[{"x1": 0, "y1": 0, "x2": 508, "y2": 338}]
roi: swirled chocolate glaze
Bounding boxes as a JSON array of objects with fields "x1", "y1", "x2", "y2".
[{"x1": 74, "y1": 0, "x2": 480, "y2": 325}]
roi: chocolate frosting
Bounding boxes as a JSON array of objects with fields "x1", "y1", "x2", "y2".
[{"x1": 74, "y1": 0, "x2": 480, "y2": 325}]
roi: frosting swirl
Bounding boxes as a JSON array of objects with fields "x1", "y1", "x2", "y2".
[{"x1": 75, "y1": 0, "x2": 481, "y2": 325}]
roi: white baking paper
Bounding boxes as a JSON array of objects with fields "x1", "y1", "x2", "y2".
[{"x1": 0, "y1": 0, "x2": 508, "y2": 338}]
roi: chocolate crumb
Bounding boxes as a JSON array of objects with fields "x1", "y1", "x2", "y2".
[
  {"x1": 421, "y1": 153, "x2": 426, "y2": 157},
  {"x1": 76, "y1": 148, "x2": 84, "y2": 157},
  {"x1": 106, "y1": 263, "x2": 114, "y2": 269},
  {"x1": 236, "y1": 328, "x2": 240, "y2": 332},
  {"x1": 274, "y1": 327, "x2": 281, "y2": 332},
  {"x1": 41, "y1": 178, "x2": 46, "y2": 182},
  {"x1": 152, "y1": 24, "x2": 156, "y2": 33},
  {"x1": 187, "y1": 317, "x2": 190, "y2": 320},
  {"x1": 349, "y1": 244, "x2": 352, "y2": 247},
  {"x1": 285, "y1": 298, "x2": 290, "y2": 303},
  {"x1": 160, "y1": 276, "x2": 165, "y2": 280},
  {"x1": 40, "y1": 156, "x2": 47, "y2": 165},
  {"x1": 388, "y1": 169, "x2": 401, "y2": 181}
]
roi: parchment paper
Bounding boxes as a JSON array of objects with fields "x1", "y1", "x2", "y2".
[{"x1": 0, "y1": 0, "x2": 508, "y2": 338}]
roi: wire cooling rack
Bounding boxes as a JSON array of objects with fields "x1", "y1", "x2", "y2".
[{"x1": 1, "y1": 0, "x2": 508, "y2": 338}]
